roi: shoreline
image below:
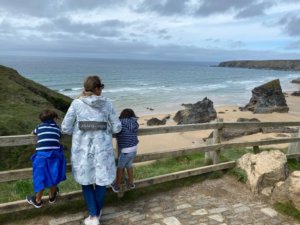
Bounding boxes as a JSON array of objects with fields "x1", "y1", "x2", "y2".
[{"x1": 136, "y1": 92, "x2": 300, "y2": 155}]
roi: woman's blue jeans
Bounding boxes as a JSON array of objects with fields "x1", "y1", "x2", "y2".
[{"x1": 82, "y1": 184, "x2": 106, "y2": 217}]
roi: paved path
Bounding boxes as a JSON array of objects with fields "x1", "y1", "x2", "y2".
[{"x1": 5, "y1": 176, "x2": 300, "y2": 225}]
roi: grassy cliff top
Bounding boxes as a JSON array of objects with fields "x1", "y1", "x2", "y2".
[{"x1": 0, "y1": 65, "x2": 72, "y2": 136}]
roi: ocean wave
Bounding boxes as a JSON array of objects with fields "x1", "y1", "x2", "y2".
[{"x1": 59, "y1": 87, "x2": 83, "y2": 92}]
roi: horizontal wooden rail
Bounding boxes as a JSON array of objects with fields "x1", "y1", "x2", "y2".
[
  {"x1": 1, "y1": 121, "x2": 300, "y2": 147},
  {"x1": 135, "y1": 137, "x2": 300, "y2": 163},
  {"x1": 1, "y1": 136, "x2": 300, "y2": 182},
  {"x1": 0, "y1": 164, "x2": 72, "y2": 183},
  {"x1": 0, "y1": 135, "x2": 36, "y2": 147},
  {"x1": 0, "y1": 161, "x2": 235, "y2": 214},
  {"x1": 1, "y1": 145, "x2": 300, "y2": 183},
  {"x1": 1, "y1": 154, "x2": 299, "y2": 213}
]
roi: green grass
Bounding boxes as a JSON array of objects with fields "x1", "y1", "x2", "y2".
[
  {"x1": 134, "y1": 152, "x2": 205, "y2": 179},
  {"x1": 1, "y1": 148, "x2": 299, "y2": 204},
  {"x1": 1, "y1": 146, "x2": 300, "y2": 223},
  {"x1": 274, "y1": 202, "x2": 300, "y2": 222},
  {"x1": 287, "y1": 158, "x2": 300, "y2": 171}
]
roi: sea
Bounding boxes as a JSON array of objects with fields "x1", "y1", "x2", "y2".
[{"x1": 1, "y1": 55, "x2": 300, "y2": 116}]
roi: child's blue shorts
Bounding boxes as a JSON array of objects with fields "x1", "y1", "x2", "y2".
[{"x1": 117, "y1": 152, "x2": 136, "y2": 169}]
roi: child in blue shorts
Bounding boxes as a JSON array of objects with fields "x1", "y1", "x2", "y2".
[
  {"x1": 26, "y1": 109, "x2": 67, "y2": 208},
  {"x1": 110, "y1": 108, "x2": 139, "y2": 193}
]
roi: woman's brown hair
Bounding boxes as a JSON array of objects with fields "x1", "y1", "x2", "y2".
[{"x1": 84, "y1": 76, "x2": 104, "y2": 92}]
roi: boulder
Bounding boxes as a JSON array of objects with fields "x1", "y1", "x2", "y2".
[
  {"x1": 271, "y1": 171, "x2": 300, "y2": 210},
  {"x1": 291, "y1": 91, "x2": 300, "y2": 96},
  {"x1": 147, "y1": 117, "x2": 167, "y2": 126},
  {"x1": 239, "y1": 79, "x2": 289, "y2": 113},
  {"x1": 173, "y1": 97, "x2": 217, "y2": 125},
  {"x1": 237, "y1": 150, "x2": 288, "y2": 193},
  {"x1": 291, "y1": 77, "x2": 300, "y2": 84}
]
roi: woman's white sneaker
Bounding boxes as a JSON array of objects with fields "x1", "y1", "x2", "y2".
[{"x1": 84, "y1": 216, "x2": 100, "y2": 225}]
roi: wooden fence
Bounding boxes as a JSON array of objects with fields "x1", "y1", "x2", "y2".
[{"x1": 1, "y1": 121, "x2": 300, "y2": 214}]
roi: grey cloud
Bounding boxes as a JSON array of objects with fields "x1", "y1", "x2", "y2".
[
  {"x1": 286, "y1": 40, "x2": 300, "y2": 49},
  {"x1": 235, "y1": 2, "x2": 272, "y2": 18},
  {"x1": 1, "y1": 36, "x2": 300, "y2": 62},
  {"x1": 280, "y1": 16, "x2": 300, "y2": 36},
  {"x1": 0, "y1": 0, "x2": 62, "y2": 17},
  {"x1": 195, "y1": 0, "x2": 277, "y2": 18},
  {"x1": 133, "y1": 0, "x2": 189, "y2": 15},
  {"x1": 0, "y1": 0, "x2": 124, "y2": 17},
  {"x1": 195, "y1": 0, "x2": 253, "y2": 16},
  {"x1": 134, "y1": 0, "x2": 275, "y2": 19},
  {"x1": 36, "y1": 17, "x2": 127, "y2": 38},
  {"x1": 229, "y1": 41, "x2": 246, "y2": 48}
]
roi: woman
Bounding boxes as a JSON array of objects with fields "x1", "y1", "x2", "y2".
[{"x1": 62, "y1": 75, "x2": 121, "y2": 225}]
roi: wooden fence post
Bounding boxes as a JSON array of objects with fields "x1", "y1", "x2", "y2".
[
  {"x1": 253, "y1": 146, "x2": 260, "y2": 154},
  {"x1": 205, "y1": 118, "x2": 223, "y2": 164},
  {"x1": 288, "y1": 127, "x2": 300, "y2": 161}
]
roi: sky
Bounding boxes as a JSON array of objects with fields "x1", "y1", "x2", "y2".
[{"x1": 1, "y1": 0, "x2": 300, "y2": 62}]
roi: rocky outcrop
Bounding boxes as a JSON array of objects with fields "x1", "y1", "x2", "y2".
[
  {"x1": 173, "y1": 97, "x2": 217, "y2": 125},
  {"x1": 291, "y1": 91, "x2": 300, "y2": 96},
  {"x1": 147, "y1": 117, "x2": 167, "y2": 126},
  {"x1": 239, "y1": 79, "x2": 289, "y2": 113},
  {"x1": 218, "y1": 60, "x2": 300, "y2": 71},
  {"x1": 237, "y1": 150, "x2": 288, "y2": 193},
  {"x1": 271, "y1": 171, "x2": 300, "y2": 210},
  {"x1": 291, "y1": 77, "x2": 300, "y2": 84}
]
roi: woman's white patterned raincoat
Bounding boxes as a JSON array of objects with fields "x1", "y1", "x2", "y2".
[{"x1": 61, "y1": 95, "x2": 121, "y2": 186}]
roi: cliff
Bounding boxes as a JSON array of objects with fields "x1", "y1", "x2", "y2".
[
  {"x1": 0, "y1": 65, "x2": 72, "y2": 136},
  {"x1": 218, "y1": 60, "x2": 300, "y2": 71}
]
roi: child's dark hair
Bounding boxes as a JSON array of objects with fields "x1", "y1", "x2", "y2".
[
  {"x1": 39, "y1": 109, "x2": 59, "y2": 122},
  {"x1": 119, "y1": 108, "x2": 137, "y2": 119}
]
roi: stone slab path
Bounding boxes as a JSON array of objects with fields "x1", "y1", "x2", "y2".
[{"x1": 4, "y1": 176, "x2": 300, "y2": 225}]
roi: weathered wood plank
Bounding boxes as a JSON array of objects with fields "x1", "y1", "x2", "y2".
[
  {"x1": 0, "y1": 190, "x2": 83, "y2": 214},
  {"x1": 0, "y1": 161, "x2": 235, "y2": 214},
  {"x1": 132, "y1": 161, "x2": 236, "y2": 189},
  {"x1": 1, "y1": 121, "x2": 300, "y2": 148},
  {"x1": 138, "y1": 123, "x2": 221, "y2": 135},
  {"x1": 286, "y1": 153, "x2": 300, "y2": 159},
  {"x1": 0, "y1": 135, "x2": 36, "y2": 147},
  {"x1": 2, "y1": 137, "x2": 300, "y2": 182},
  {"x1": 0, "y1": 164, "x2": 72, "y2": 183},
  {"x1": 222, "y1": 121, "x2": 300, "y2": 129},
  {"x1": 135, "y1": 137, "x2": 300, "y2": 163}
]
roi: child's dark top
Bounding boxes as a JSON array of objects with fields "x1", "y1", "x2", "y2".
[
  {"x1": 34, "y1": 119, "x2": 61, "y2": 151},
  {"x1": 117, "y1": 117, "x2": 139, "y2": 149}
]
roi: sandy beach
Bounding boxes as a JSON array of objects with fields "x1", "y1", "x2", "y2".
[{"x1": 136, "y1": 93, "x2": 300, "y2": 154}]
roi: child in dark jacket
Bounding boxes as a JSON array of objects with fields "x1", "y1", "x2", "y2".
[{"x1": 110, "y1": 108, "x2": 139, "y2": 192}]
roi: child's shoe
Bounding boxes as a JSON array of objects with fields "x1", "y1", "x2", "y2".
[
  {"x1": 26, "y1": 195, "x2": 43, "y2": 208},
  {"x1": 127, "y1": 183, "x2": 136, "y2": 190},
  {"x1": 84, "y1": 216, "x2": 100, "y2": 225},
  {"x1": 49, "y1": 187, "x2": 59, "y2": 204},
  {"x1": 110, "y1": 182, "x2": 120, "y2": 193}
]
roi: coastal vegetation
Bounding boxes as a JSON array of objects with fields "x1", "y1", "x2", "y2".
[
  {"x1": 0, "y1": 65, "x2": 72, "y2": 170},
  {"x1": 0, "y1": 65, "x2": 71, "y2": 136}
]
